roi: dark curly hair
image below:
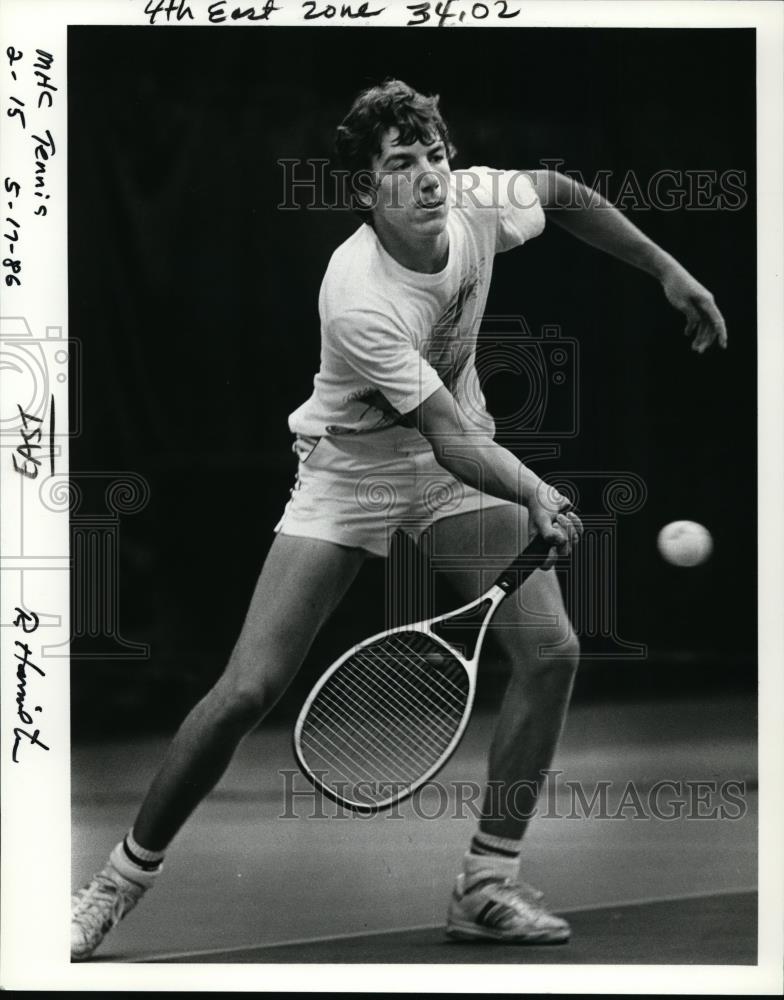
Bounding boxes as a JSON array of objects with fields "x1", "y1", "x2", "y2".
[{"x1": 335, "y1": 79, "x2": 457, "y2": 223}]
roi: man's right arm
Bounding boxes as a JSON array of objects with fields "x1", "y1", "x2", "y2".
[{"x1": 409, "y1": 385, "x2": 581, "y2": 556}]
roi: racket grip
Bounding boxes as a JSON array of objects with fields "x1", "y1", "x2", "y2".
[{"x1": 494, "y1": 533, "x2": 554, "y2": 595}]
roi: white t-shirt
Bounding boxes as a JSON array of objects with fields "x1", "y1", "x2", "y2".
[{"x1": 288, "y1": 166, "x2": 545, "y2": 441}]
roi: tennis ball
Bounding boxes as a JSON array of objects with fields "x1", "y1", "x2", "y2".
[{"x1": 657, "y1": 520, "x2": 713, "y2": 567}]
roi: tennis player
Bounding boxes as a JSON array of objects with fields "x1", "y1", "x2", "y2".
[{"x1": 72, "y1": 80, "x2": 727, "y2": 958}]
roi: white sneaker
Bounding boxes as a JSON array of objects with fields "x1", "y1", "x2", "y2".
[
  {"x1": 71, "y1": 846, "x2": 158, "y2": 961},
  {"x1": 446, "y1": 872, "x2": 570, "y2": 943}
]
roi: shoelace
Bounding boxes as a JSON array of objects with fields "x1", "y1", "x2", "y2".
[{"x1": 72, "y1": 875, "x2": 128, "y2": 936}]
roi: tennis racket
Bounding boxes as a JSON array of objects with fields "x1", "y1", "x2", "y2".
[{"x1": 293, "y1": 532, "x2": 554, "y2": 813}]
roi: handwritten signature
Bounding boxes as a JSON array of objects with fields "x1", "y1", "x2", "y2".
[{"x1": 11, "y1": 607, "x2": 49, "y2": 763}]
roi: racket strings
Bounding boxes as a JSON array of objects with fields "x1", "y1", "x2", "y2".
[
  {"x1": 359, "y1": 635, "x2": 467, "y2": 736},
  {"x1": 345, "y1": 661, "x2": 458, "y2": 776},
  {"x1": 306, "y1": 693, "x2": 398, "y2": 783},
  {"x1": 317, "y1": 675, "x2": 436, "y2": 777},
  {"x1": 303, "y1": 676, "x2": 430, "y2": 787},
  {"x1": 342, "y1": 661, "x2": 447, "y2": 758},
  {"x1": 329, "y1": 654, "x2": 456, "y2": 773},
  {"x1": 302, "y1": 665, "x2": 461, "y2": 789},
  {"x1": 309, "y1": 657, "x2": 436, "y2": 774},
  {"x1": 298, "y1": 630, "x2": 470, "y2": 804},
  {"x1": 387, "y1": 636, "x2": 467, "y2": 706},
  {"x1": 357, "y1": 648, "x2": 458, "y2": 742}
]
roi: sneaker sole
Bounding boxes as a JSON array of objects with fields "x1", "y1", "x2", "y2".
[
  {"x1": 71, "y1": 948, "x2": 97, "y2": 962},
  {"x1": 446, "y1": 919, "x2": 570, "y2": 944}
]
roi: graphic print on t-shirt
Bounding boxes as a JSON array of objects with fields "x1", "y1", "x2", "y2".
[
  {"x1": 333, "y1": 265, "x2": 481, "y2": 434},
  {"x1": 289, "y1": 167, "x2": 545, "y2": 441}
]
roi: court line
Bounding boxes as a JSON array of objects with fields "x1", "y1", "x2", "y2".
[
  {"x1": 543, "y1": 884, "x2": 756, "y2": 915},
  {"x1": 131, "y1": 885, "x2": 757, "y2": 964},
  {"x1": 131, "y1": 922, "x2": 438, "y2": 963}
]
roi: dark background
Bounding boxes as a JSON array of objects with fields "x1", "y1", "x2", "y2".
[{"x1": 68, "y1": 27, "x2": 756, "y2": 735}]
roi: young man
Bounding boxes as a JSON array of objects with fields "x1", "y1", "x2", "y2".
[{"x1": 71, "y1": 80, "x2": 727, "y2": 959}]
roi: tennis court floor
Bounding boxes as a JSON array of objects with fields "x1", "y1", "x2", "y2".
[
  {"x1": 72, "y1": 693, "x2": 757, "y2": 965},
  {"x1": 146, "y1": 891, "x2": 756, "y2": 964}
]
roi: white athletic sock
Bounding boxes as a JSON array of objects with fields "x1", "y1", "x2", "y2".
[
  {"x1": 108, "y1": 835, "x2": 163, "y2": 889},
  {"x1": 469, "y1": 830, "x2": 522, "y2": 859},
  {"x1": 463, "y1": 849, "x2": 519, "y2": 883},
  {"x1": 463, "y1": 830, "x2": 522, "y2": 884},
  {"x1": 125, "y1": 830, "x2": 166, "y2": 869}
]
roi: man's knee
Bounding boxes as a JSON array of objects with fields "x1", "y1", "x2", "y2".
[
  {"x1": 552, "y1": 627, "x2": 580, "y2": 666},
  {"x1": 216, "y1": 642, "x2": 304, "y2": 725},
  {"x1": 208, "y1": 674, "x2": 270, "y2": 727},
  {"x1": 500, "y1": 625, "x2": 580, "y2": 682}
]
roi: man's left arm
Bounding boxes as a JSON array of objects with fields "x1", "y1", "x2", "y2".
[{"x1": 530, "y1": 170, "x2": 728, "y2": 354}]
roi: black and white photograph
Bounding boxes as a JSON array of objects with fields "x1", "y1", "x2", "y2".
[{"x1": 0, "y1": 0, "x2": 782, "y2": 992}]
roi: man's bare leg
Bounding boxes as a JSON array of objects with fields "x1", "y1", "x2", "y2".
[
  {"x1": 427, "y1": 504, "x2": 578, "y2": 942},
  {"x1": 133, "y1": 533, "x2": 367, "y2": 849},
  {"x1": 428, "y1": 504, "x2": 578, "y2": 838},
  {"x1": 72, "y1": 533, "x2": 366, "y2": 960}
]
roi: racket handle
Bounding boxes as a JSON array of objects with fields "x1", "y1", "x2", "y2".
[{"x1": 494, "y1": 533, "x2": 554, "y2": 596}]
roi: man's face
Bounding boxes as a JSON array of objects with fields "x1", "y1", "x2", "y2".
[{"x1": 368, "y1": 127, "x2": 451, "y2": 241}]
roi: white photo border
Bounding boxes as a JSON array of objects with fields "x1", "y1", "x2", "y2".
[{"x1": 0, "y1": 0, "x2": 781, "y2": 993}]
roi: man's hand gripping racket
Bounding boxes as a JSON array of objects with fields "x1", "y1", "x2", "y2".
[{"x1": 294, "y1": 497, "x2": 577, "y2": 813}]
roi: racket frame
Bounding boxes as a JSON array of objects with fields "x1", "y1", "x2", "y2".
[
  {"x1": 293, "y1": 532, "x2": 553, "y2": 813},
  {"x1": 293, "y1": 584, "x2": 507, "y2": 813}
]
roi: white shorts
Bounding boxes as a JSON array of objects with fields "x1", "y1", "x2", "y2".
[{"x1": 274, "y1": 428, "x2": 514, "y2": 558}]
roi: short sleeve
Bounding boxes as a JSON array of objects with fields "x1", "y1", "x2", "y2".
[
  {"x1": 460, "y1": 166, "x2": 545, "y2": 254},
  {"x1": 328, "y1": 310, "x2": 444, "y2": 416}
]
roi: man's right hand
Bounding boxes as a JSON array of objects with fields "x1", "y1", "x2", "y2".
[{"x1": 528, "y1": 483, "x2": 583, "y2": 568}]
